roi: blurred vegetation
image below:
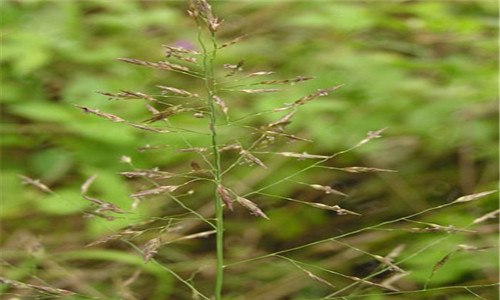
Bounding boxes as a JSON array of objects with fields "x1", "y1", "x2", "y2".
[{"x1": 1, "y1": 1, "x2": 498, "y2": 299}]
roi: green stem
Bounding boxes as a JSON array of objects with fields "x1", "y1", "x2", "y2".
[{"x1": 198, "y1": 26, "x2": 224, "y2": 299}]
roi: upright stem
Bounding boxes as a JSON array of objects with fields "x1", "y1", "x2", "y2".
[{"x1": 199, "y1": 27, "x2": 224, "y2": 299}]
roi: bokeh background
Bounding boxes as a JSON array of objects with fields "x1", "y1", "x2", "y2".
[{"x1": 1, "y1": 1, "x2": 498, "y2": 299}]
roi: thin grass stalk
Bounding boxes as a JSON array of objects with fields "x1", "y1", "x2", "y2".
[{"x1": 197, "y1": 23, "x2": 224, "y2": 299}]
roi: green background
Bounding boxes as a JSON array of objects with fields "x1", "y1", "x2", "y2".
[{"x1": 1, "y1": 1, "x2": 498, "y2": 299}]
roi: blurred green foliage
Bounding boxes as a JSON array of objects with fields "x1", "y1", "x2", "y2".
[{"x1": 1, "y1": 1, "x2": 498, "y2": 299}]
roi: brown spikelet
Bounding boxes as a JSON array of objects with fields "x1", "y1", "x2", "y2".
[
  {"x1": 164, "y1": 47, "x2": 198, "y2": 63},
  {"x1": 86, "y1": 233, "x2": 123, "y2": 247},
  {"x1": 219, "y1": 143, "x2": 242, "y2": 152},
  {"x1": 264, "y1": 131, "x2": 312, "y2": 142},
  {"x1": 373, "y1": 254, "x2": 405, "y2": 273},
  {"x1": 0, "y1": 277, "x2": 76, "y2": 296},
  {"x1": 236, "y1": 196, "x2": 269, "y2": 220},
  {"x1": 86, "y1": 229, "x2": 141, "y2": 247},
  {"x1": 157, "y1": 85, "x2": 199, "y2": 97},
  {"x1": 190, "y1": 161, "x2": 202, "y2": 171},
  {"x1": 279, "y1": 256, "x2": 336, "y2": 289},
  {"x1": 163, "y1": 45, "x2": 200, "y2": 55},
  {"x1": 240, "y1": 88, "x2": 281, "y2": 94},
  {"x1": 452, "y1": 190, "x2": 497, "y2": 203},
  {"x1": 130, "y1": 185, "x2": 179, "y2": 198},
  {"x1": 224, "y1": 60, "x2": 244, "y2": 77},
  {"x1": 223, "y1": 60, "x2": 244, "y2": 70},
  {"x1": 338, "y1": 166, "x2": 397, "y2": 173},
  {"x1": 457, "y1": 244, "x2": 493, "y2": 252},
  {"x1": 75, "y1": 105, "x2": 125, "y2": 123},
  {"x1": 213, "y1": 95, "x2": 229, "y2": 115},
  {"x1": 19, "y1": 175, "x2": 53, "y2": 194},
  {"x1": 126, "y1": 122, "x2": 169, "y2": 133},
  {"x1": 177, "y1": 147, "x2": 208, "y2": 153},
  {"x1": 142, "y1": 105, "x2": 187, "y2": 123},
  {"x1": 98, "y1": 90, "x2": 159, "y2": 103},
  {"x1": 219, "y1": 34, "x2": 247, "y2": 49},
  {"x1": 188, "y1": 0, "x2": 221, "y2": 32},
  {"x1": 137, "y1": 144, "x2": 170, "y2": 152},
  {"x1": 179, "y1": 230, "x2": 216, "y2": 241},
  {"x1": 407, "y1": 224, "x2": 474, "y2": 234},
  {"x1": 430, "y1": 252, "x2": 454, "y2": 278},
  {"x1": 248, "y1": 71, "x2": 275, "y2": 77},
  {"x1": 267, "y1": 111, "x2": 296, "y2": 129},
  {"x1": 120, "y1": 169, "x2": 175, "y2": 179},
  {"x1": 309, "y1": 184, "x2": 348, "y2": 196},
  {"x1": 291, "y1": 84, "x2": 344, "y2": 107},
  {"x1": 84, "y1": 195, "x2": 126, "y2": 214},
  {"x1": 239, "y1": 149, "x2": 267, "y2": 169},
  {"x1": 143, "y1": 237, "x2": 161, "y2": 262},
  {"x1": 356, "y1": 128, "x2": 387, "y2": 147},
  {"x1": 144, "y1": 103, "x2": 160, "y2": 115},
  {"x1": 117, "y1": 58, "x2": 190, "y2": 72},
  {"x1": 217, "y1": 185, "x2": 234, "y2": 211},
  {"x1": 80, "y1": 174, "x2": 98, "y2": 195},
  {"x1": 307, "y1": 203, "x2": 360, "y2": 216},
  {"x1": 473, "y1": 209, "x2": 500, "y2": 224},
  {"x1": 258, "y1": 76, "x2": 314, "y2": 85},
  {"x1": 84, "y1": 211, "x2": 115, "y2": 221},
  {"x1": 275, "y1": 152, "x2": 330, "y2": 160}
]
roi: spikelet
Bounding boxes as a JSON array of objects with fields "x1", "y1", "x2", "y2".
[
  {"x1": 157, "y1": 85, "x2": 199, "y2": 97},
  {"x1": 126, "y1": 122, "x2": 169, "y2": 133},
  {"x1": 188, "y1": 0, "x2": 222, "y2": 32},
  {"x1": 177, "y1": 147, "x2": 208, "y2": 153},
  {"x1": 473, "y1": 209, "x2": 500, "y2": 224},
  {"x1": 86, "y1": 229, "x2": 141, "y2": 247},
  {"x1": 130, "y1": 185, "x2": 179, "y2": 198},
  {"x1": 120, "y1": 168, "x2": 175, "y2": 179},
  {"x1": 0, "y1": 277, "x2": 76, "y2": 296},
  {"x1": 355, "y1": 128, "x2": 387, "y2": 147},
  {"x1": 97, "y1": 90, "x2": 159, "y2": 103},
  {"x1": 80, "y1": 174, "x2": 98, "y2": 194},
  {"x1": 275, "y1": 152, "x2": 329, "y2": 160},
  {"x1": 236, "y1": 196, "x2": 269, "y2": 220},
  {"x1": 142, "y1": 105, "x2": 187, "y2": 123},
  {"x1": 264, "y1": 131, "x2": 312, "y2": 142},
  {"x1": 117, "y1": 58, "x2": 190, "y2": 72},
  {"x1": 84, "y1": 195, "x2": 126, "y2": 214},
  {"x1": 240, "y1": 88, "x2": 281, "y2": 94},
  {"x1": 143, "y1": 237, "x2": 161, "y2": 262},
  {"x1": 75, "y1": 105, "x2": 125, "y2": 123},
  {"x1": 266, "y1": 111, "x2": 296, "y2": 129},
  {"x1": 163, "y1": 45, "x2": 200, "y2": 55},
  {"x1": 164, "y1": 46, "x2": 198, "y2": 63},
  {"x1": 307, "y1": 203, "x2": 360, "y2": 216},
  {"x1": 213, "y1": 95, "x2": 228, "y2": 115},
  {"x1": 248, "y1": 71, "x2": 275, "y2": 77},
  {"x1": 219, "y1": 143, "x2": 241, "y2": 152},
  {"x1": 239, "y1": 149, "x2": 267, "y2": 169},
  {"x1": 219, "y1": 34, "x2": 247, "y2": 49},
  {"x1": 338, "y1": 167, "x2": 397, "y2": 173},
  {"x1": 216, "y1": 185, "x2": 234, "y2": 211},
  {"x1": 190, "y1": 161, "x2": 202, "y2": 171},
  {"x1": 258, "y1": 76, "x2": 313, "y2": 85},
  {"x1": 137, "y1": 144, "x2": 170, "y2": 152},
  {"x1": 452, "y1": 190, "x2": 497, "y2": 204},
  {"x1": 281, "y1": 84, "x2": 344, "y2": 109},
  {"x1": 18, "y1": 175, "x2": 53, "y2": 194},
  {"x1": 309, "y1": 184, "x2": 348, "y2": 196}
]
